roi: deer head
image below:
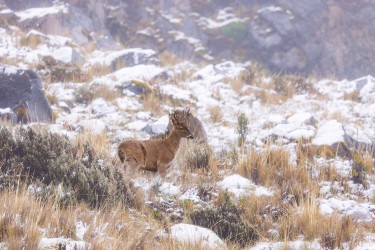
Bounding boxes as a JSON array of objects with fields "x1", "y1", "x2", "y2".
[{"x1": 169, "y1": 108, "x2": 194, "y2": 139}]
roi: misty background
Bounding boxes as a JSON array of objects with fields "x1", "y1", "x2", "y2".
[{"x1": 1, "y1": 0, "x2": 374, "y2": 79}]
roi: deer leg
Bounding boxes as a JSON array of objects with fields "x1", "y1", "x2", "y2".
[
  {"x1": 124, "y1": 157, "x2": 139, "y2": 178},
  {"x1": 157, "y1": 162, "x2": 173, "y2": 180}
]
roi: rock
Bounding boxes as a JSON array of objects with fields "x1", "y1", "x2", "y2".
[
  {"x1": 0, "y1": 107, "x2": 16, "y2": 122},
  {"x1": 353, "y1": 75, "x2": 375, "y2": 103},
  {"x1": 103, "y1": 48, "x2": 159, "y2": 71},
  {"x1": 90, "y1": 98, "x2": 116, "y2": 116},
  {"x1": 0, "y1": 6, "x2": 18, "y2": 26},
  {"x1": 51, "y1": 46, "x2": 84, "y2": 64},
  {"x1": 122, "y1": 79, "x2": 153, "y2": 96},
  {"x1": 77, "y1": 119, "x2": 106, "y2": 134},
  {"x1": 150, "y1": 115, "x2": 169, "y2": 135},
  {"x1": 269, "y1": 119, "x2": 315, "y2": 141},
  {"x1": 287, "y1": 112, "x2": 315, "y2": 125},
  {"x1": 312, "y1": 120, "x2": 374, "y2": 158},
  {"x1": 0, "y1": 64, "x2": 52, "y2": 123}
]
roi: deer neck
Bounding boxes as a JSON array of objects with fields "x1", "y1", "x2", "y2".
[{"x1": 164, "y1": 128, "x2": 182, "y2": 153}]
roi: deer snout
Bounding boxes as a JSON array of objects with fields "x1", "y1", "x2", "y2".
[{"x1": 187, "y1": 134, "x2": 194, "y2": 139}]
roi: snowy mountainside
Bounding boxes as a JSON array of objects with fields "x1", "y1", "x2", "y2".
[{"x1": 0, "y1": 1, "x2": 375, "y2": 250}]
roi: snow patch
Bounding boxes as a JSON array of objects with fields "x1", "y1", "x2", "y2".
[
  {"x1": 77, "y1": 119, "x2": 106, "y2": 134},
  {"x1": 217, "y1": 174, "x2": 274, "y2": 198},
  {"x1": 150, "y1": 115, "x2": 169, "y2": 134},
  {"x1": 38, "y1": 237, "x2": 87, "y2": 250},
  {"x1": 15, "y1": 4, "x2": 69, "y2": 22},
  {"x1": 312, "y1": 120, "x2": 345, "y2": 146},
  {"x1": 159, "y1": 182, "x2": 180, "y2": 196},
  {"x1": 320, "y1": 198, "x2": 375, "y2": 222},
  {"x1": 170, "y1": 223, "x2": 225, "y2": 249}
]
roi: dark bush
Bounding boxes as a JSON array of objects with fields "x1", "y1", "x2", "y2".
[
  {"x1": 0, "y1": 126, "x2": 129, "y2": 207},
  {"x1": 190, "y1": 204, "x2": 258, "y2": 247}
]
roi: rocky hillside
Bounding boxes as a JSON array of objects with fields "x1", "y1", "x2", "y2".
[{"x1": 1, "y1": 0, "x2": 375, "y2": 78}]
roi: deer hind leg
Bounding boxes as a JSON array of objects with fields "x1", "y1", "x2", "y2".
[{"x1": 124, "y1": 157, "x2": 139, "y2": 178}]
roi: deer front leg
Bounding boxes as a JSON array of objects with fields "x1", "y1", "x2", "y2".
[{"x1": 157, "y1": 162, "x2": 173, "y2": 180}]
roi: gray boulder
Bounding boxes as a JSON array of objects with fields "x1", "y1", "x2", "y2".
[
  {"x1": 312, "y1": 120, "x2": 374, "y2": 158},
  {"x1": 0, "y1": 64, "x2": 52, "y2": 123},
  {"x1": 107, "y1": 49, "x2": 159, "y2": 71}
]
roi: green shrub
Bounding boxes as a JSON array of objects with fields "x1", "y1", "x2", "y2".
[
  {"x1": 237, "y1": 112, "x2": 249, "y2": 147},
  {"x1": 190, "y1": 204, "x2": 258, "y2": 247},
  {"x1": 219, "y1": 22, "x2": 248, "y2": 43},
  {"x1": 352, "y1": 152, "x2": 367, "y2": 186},
  {"x1": 0, "y1": 126, "x2": 129, "y2": 207}
]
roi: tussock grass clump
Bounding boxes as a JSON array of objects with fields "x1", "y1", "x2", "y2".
[
  {"x1": 320, "y1": 215, "x2": 360, "y2": 250},
  {"x1": 208, "y1": 106, "x2": 223, "y2": 123},
  {"x1": 86, "y1": 63, "x2": 112, "y2": 78},
  {"x1": 0, "y1": 126, "x2": 129, "y2": 207},
  {"x1": 75, "y1": 84, "x2": 119, "y2": 104},
  {"x1": 142, "y1": 93, "x2": 163, "y2": 116},
  {"x1": 239, "y1": 147, "x2": 317, "y2": 204},
  {"x1": 182, "y1": 142, "x2": 213, "y2": 170},
  {"x1": 241, "y1": 194, "x2": 285, "y2": 240},
  {"x1": 279, "y1": 197, "x2": 323, "y2": 241},
  {"x1": 238, "y1": 148, "x2": 289, "y2": 187}
]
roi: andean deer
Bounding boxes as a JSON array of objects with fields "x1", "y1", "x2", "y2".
[{"x1": 118, "y1": 108, "x2": 194, "y2": 177}]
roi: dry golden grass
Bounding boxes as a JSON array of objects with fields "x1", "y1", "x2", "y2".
[
  {"x1": 208, "y1": 106, "x2": 223, "y2": 123},
  {"x1": 238, "y1": 148, "x2": 289, "y2": 187},
  {"x1": 279, "y1": 197, "x2": 361, "y2": 248},
  {"x1": 316, "y1": 145, "x2": 336, "y2": 159},
  {"x1": 19, "y1": 32, "x2": 43, "y2": 49},
  {"x1": 329, "y1": 111, "x2": 349, "y2": 123},
  {"x1": 363, "y1": 151, "x2": 374, "y2": 174},
  {"x1": 240, "y1": 194, "x2": 284, "y2": 240},
  {"x1": 159, "y1": 51, "x2": 181, "y2": 66},
  {"x1": 92, "y1": 85, "x2": 119, "y2": 102},
  {"x1": 239, "y1": 146, "x2": 318, "y2": 205},
  {"x1": 142, "y1": 93, "x2": 163, "y2": 116},
  {"x1": 0, "y1": 187, "x2": 164, "y2": 250},
  {"x1": 84, "y1": 63, "x2": 112, "y2": 80},
  {"x1": 73, "y1": 129, "x2": 110, "y2": 156},
  {"x1": 230, "y1": 75, "x2": 245, "y2": 93},
  {"x1": 0, "y1": 57, "x2": 19, "y2": 66},
  {"x1": 344, "y1": 91, "x2": 360, "y2": 102}
]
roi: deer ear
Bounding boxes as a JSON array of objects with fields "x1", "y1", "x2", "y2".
[{"x1": 170, "y1": 112, "x2": 178, "y2": 124}]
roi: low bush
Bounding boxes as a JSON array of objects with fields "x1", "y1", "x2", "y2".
[
  {"x1": 190, "y1": 203, "x2": 258, "y2": 247},
  {"x1": 0, "y1": 127, "x2": 129, "y2": 207}
]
